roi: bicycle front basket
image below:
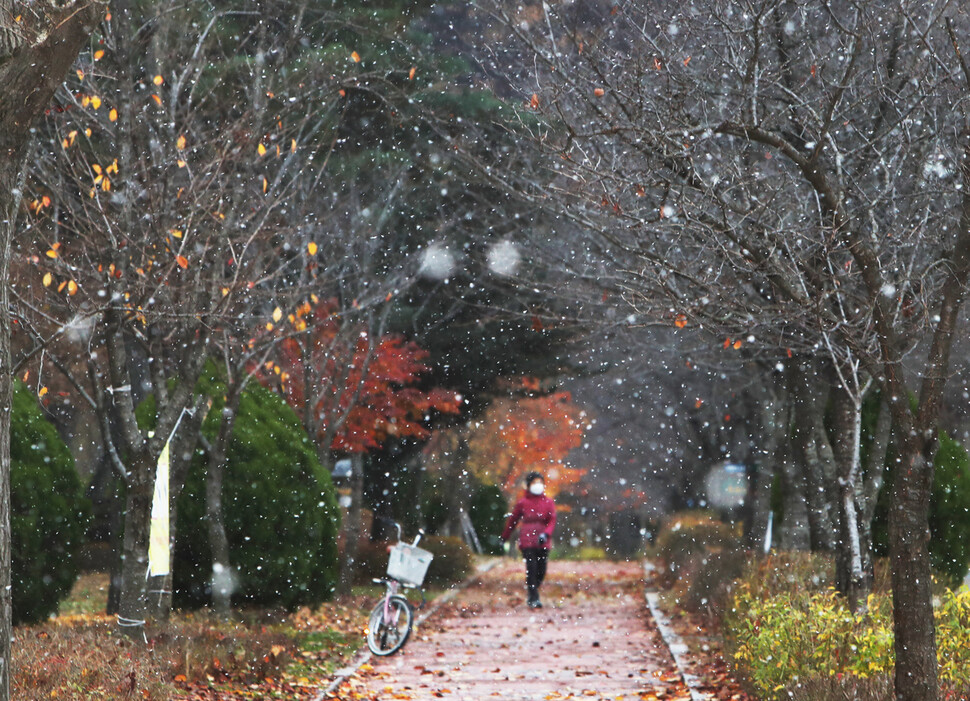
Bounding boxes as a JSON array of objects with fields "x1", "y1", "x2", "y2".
[{"x1": 386, "y1": 543, "x2": 433, "y2": 586}]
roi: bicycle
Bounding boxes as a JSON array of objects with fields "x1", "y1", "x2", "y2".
[{"x1": 366, "y1": 524, "x2": 433, "y2": 656}]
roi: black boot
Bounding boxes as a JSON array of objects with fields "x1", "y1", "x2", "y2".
[{"x1": 527, "y1": 585, "x2": 539, "y2": 608}]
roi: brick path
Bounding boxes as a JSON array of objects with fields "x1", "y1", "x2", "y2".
[{"x1": 340, "y1": 559, "x2": 692, "y2": 701}]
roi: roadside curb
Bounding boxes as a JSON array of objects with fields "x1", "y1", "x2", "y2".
[
  {"x1": 313, "y1": 557, "x2": 505, "y2": 700},
  {"x1": 642, "y1": 560, "x2": 711, "y2": 701}
]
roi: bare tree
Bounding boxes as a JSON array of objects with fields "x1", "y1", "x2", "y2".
[
  {"x1": 14, "y1": 1, "x2": 328, "y2": 635},
  {"x1": 474, "y1": 1, "x2": 970, "y2": 697}
]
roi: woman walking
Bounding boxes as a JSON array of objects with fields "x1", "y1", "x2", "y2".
[{"x1": 501, "y1": 471, "x2": 557, "y2": 608}]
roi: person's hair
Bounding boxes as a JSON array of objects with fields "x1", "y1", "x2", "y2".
[{"x1": 524, "y1": 471, "x2": 544, "y2": 487}]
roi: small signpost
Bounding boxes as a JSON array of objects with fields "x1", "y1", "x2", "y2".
[{"x1": 704, "y1": 462, "x2": 748, "y2": 511}]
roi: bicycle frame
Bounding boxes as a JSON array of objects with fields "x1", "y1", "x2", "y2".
[{"x1": 380, "y1": 578, "x2": 403, "y2": 625}]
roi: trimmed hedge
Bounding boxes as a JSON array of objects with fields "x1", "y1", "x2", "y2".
[
  {"x1": 354, "y1": 535, "x2": 474, "y2": 589},
  {"x1": 420, "y1": 535, "x2": 473, "y2": 588},
  {"x1": 654, "y1": 511, "x2": 740, "y2": 588},
  {"x1": 11, "y1": 381, "x2": 89, "y2": 623},
  {"x1": 172, "y1": 378, "x2": 340, "y2": 610}
]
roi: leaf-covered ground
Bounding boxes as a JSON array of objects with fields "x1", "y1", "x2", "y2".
[{"x1": 19, "y1": 562, "x2": 749, "y2": 700}]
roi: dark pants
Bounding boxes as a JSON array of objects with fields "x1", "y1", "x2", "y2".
[{"x1": 522, "y1": 547, "x2": 548, "y2": 598}]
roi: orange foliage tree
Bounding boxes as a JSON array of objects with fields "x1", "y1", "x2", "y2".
[
  {"x1": 466, "y1": 388, "x2": 587, "y2": 498},
  {"x1": 260, "y1": 298, "x2": 461, "y2": 460}
]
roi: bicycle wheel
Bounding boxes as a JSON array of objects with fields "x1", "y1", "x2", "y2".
[{"x1": 366, "y1": 595, "x2": 413, "y2": 656}]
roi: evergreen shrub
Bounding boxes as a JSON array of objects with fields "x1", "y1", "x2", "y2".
[
  {"x1": 469, "y1": 484, "x2": 506, "y2": 555},
  {"x1": 868, "y1": 396, "x2": 970, "y2": 587},
  {"x1": 927, "y1": 432, "x2": 970, "y2": 586},
  {"x1": 173, "y1": 380, "x2": 340, "y2": 610},
  {"x1": 10, "y1": 381, "x2": 89, "y2": 623}
]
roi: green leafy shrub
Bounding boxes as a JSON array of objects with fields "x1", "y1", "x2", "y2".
[
  {"x1": 470, "y1": 484, "x2": 507, "y2": 555},
  {"x1": 420, "y1": 535, "x2": 473, "y2": 588},
  {"x1": 173, "y1": 380, "x2": 340, "y2": 610},
  {"x1": 872, "y1": 423, "x2": 970, "y2": 588},
  {"x1": 10, "y1": 381, "x2": 89, "y2": 623}
]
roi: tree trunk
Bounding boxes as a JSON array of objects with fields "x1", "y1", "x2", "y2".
[
  {"x1": 0, "y1": 3, "x2": 106, "y2": 694},
  {"x1": 337, "y1": 453, "x2": 364, "y2": 597},
  {"x1": 830, "y1": 384, "x2": 870, "y2": 610},
  {"x1": 791, "y1": 362, "x2": 838, "y2": 552},
  {"x1": 777, "y1": 444, "x2": 811, "y2": 550},
  {"x1": 890, "y1": 439, "x2": 938, "y2": 701},
  {"x1": 117, "y1": 463, "x2": 154, "y2": 639},
  {"x1": 206, "y1": 444, "x2": 233, "y2": 617},
  {"x1": 441, "y1": 436, "x2": 470, "y2": 539},
  {"x1": 107, "y1": 495, "x2": 124, "y2": 615},
  {"x1": 0, "y1": 149, "x2": 17, "y2": 701}
]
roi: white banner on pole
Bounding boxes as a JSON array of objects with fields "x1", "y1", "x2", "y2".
[{"x1": 147, "y1": 438, "x2": 171, "y2": 577}]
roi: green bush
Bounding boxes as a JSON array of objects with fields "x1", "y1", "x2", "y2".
[
  {"x1": 469, "y1": 484, "x2": 507, "y2": 555},
  {"x1": 10, "y1": 381, "x2": 89, "y2": 623},
  {"x1": 927, "y1": 432, "x2": 970, "y2": 586},
  {"x1": 172, "y1": 379, "x2": 340, "y2": 610},
  {"x1": 420, "y1": 535, "x2": 473, "y2": 588},
  {"x1": 870, "y1": 406, "x2": 970, "y2": 587}
]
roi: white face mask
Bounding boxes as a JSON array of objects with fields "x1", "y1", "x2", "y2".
[{"x1": 529, "y1": 482, "x2": 545, "y2": 495}]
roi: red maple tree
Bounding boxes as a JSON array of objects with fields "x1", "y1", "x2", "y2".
[
  {"x1": 260, "y1": 298, "x2": 460, "y2": 455},
  {"x1": 466, "y1": 385, "x2": 587, "y2": 497}
]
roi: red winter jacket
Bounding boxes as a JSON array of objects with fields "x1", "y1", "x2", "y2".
[{"x1": 501, "y1": 491, "x2": 557, "y2": 550}]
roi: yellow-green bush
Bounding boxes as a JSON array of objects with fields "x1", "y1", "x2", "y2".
[
  {"x1": 726, "y1": 584, "x2": 970, "y2": 699},
  {"x1": 552, "y1": 545, "x2": 608, "y2": 561}
]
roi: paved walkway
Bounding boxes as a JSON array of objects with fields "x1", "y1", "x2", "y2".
[{"x1": 340, "y1": 559, "x2": 692, "y2": 701}]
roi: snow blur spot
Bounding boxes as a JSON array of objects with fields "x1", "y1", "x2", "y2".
[
  {"x1": 418, "y1": 244, "x2": 456, "y2": 280},
  {"x1": 486, "y1": 240, "x2": 521, "y2": 276},
  {"x1": 211, "y1": 562, "x2": 239, "y2": 598}
]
